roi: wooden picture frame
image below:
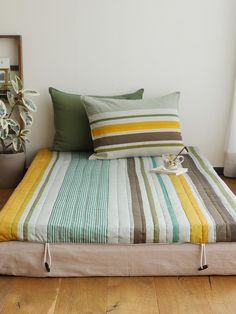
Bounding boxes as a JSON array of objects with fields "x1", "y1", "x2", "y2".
[
  {"x1": 0, "y1": 35, "x2": 23, "y2": 80},
  {"x1": 0, "y1": 35, "x2": 23, "y2": 128}
]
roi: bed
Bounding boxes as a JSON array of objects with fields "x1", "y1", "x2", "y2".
[{"x1": 0, "y1": 146, "x2": 236, "y2": 277}]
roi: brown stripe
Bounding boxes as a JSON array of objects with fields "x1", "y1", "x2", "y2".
[
  {"x1": 184, "y1": 156, "x2": 236, "y2": 242},
  {"x1": 127, "y1": 158, "x2": 146, "y2": 243},
  {"x1": 93, "y1": 132, "x2": 182, "y2": 149}
]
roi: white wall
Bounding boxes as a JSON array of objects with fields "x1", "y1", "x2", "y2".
[{"x1": 1, "y1": 0, "x2": 236, "y2": 166}]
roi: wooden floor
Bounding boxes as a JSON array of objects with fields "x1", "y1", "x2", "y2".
[{"x1": 0, "y1": 177, "x2": 236, "y2": 314}]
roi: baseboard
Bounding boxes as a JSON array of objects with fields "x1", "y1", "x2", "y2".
[{"x1": 214, "y1": 167, "x2": 224, "y2": 176}]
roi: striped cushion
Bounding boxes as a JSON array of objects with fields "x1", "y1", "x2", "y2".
[{"x1": 83, "y1": 92, "x2": 184, "y2": 159}]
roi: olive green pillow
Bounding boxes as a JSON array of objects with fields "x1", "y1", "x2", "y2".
[{"x1": 49, "y1": 87, "x2": 144, "y2": 151}]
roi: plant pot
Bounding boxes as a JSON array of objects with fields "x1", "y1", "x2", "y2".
[{"x1": 0, "y1": 152, "x2": 25, "y2": 188}]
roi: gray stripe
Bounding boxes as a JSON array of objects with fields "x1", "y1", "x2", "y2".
[
  {"x1": 93, "y1": 132, "x2": 182, "y2": 149},
  {"x1": 127, "y1": 158, "x2": 146, "y2": 243}
]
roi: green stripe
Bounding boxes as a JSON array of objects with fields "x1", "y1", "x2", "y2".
[
  {"x1": 91, "y1": 113, "x2": 178, "y2": 125},
  {"x1": 96, "y1": 143, "x2": 184, "y2": 153},
  {"x1": 151, "y1": 157, "x2": 179, "y2": 242},
  {"x1": 139, "y1": 158, "x2": 159, "y2": 242},
  {"x1": 189, "y1": 147, "x2": 236, "y2": 210},
  {"x1": 47, "y1": 153, "x2": 109, "y2": 243},
  {"x1": 23, "y1": 152, "x2": 59, "y2": 241},
  {"x1": 48, "y1": 153, "x2": 87, "y2": 242},
  {"x1": 79, "y1": 159, "x2": 109, "y2": 243}
]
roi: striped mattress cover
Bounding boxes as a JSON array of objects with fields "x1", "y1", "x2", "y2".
[{"x1": 0, "y1": 147, "x2": 235, "y2": 244}]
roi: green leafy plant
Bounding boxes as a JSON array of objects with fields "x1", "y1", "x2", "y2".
[{"x1": 0, "y1": 76, "x2": 39, "y2": 153}]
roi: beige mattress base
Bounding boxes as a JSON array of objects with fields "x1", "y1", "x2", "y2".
[{"x1": 1, "y1": 241, "x2": 236, "y2": 277}]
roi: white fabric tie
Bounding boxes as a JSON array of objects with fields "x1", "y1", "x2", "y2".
[
  {"x1": 43, "y1": 243, "x2": 52, "y2": 272},
  {"x1": 198, "y1": 244, "x2": 208, "y2": 271}
]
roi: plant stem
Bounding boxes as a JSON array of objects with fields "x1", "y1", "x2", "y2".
[
  {"x1": 0, "y1": 138, "x2": 6, "y2": 153},
  {"x1": 8, "y1": 104, "x2": 15, "y2": 118},
  {"x1": 5, "y1": 142, "x2": 13, "y2": 150}
]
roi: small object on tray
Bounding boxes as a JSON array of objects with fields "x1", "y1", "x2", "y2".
[{"x1": 150, "y1": 166, "x2": 188, "y2": 176}]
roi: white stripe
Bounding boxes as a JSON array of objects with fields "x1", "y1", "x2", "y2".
[
  {"x1": 126, "y1": 159, "x2": 134, "y2": 243},
  {"x1": 28, "y1": 152, "x2": 72, "y2": 242},
  {"x1": 89, "y1": 108, "x2": 179, "y2": 123},
  {"x1": 117, "y1": 159, "x2": 132, "y2": 244},
  {"x1": 96, "y1": 140, "x2": 183, "y2": 151},
  {"x1": 107, "y1": 160, "x2": 119, "y2": 243},
  {"x1": 142, "y1": 158, "x2": 167, "y2": 242},
  {"x1": 90, "y1": 146, "x2": 183, "y2": 160}
]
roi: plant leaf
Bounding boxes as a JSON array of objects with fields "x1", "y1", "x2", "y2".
[
  {"x1": 6, "y1": 119, "x2": 17, "y2": 127},
  {"x1": 0, "y1": 118, "x2": 8, "y2": 129},
  {"x1": 23, "y1": 89, "x2": 40, "y2": 96},
  {"x1": 22, "y1": 98, "x2": 37, "y2": 112},
  {"x1": 10, "y1": 123, "x2": 20, "y2": 135},
  {"x1": 0, "y1": 127, "x2": 9, "y2": 140},
  {"x1": 15, "y1": 76, "x2": 23, "y2": 92},
  {"x1": 0, "y1": 100, "x2": 7, "y2": 118},
  {"x1": 20, "y1": 128, "x2": 31, "y2": 135},
  {"x1": 20, "y1": 134, "x2": 30, "y2": 144},
  {"x1": 7, "y1": 92, "x2": 15, "y2": 107},
  {"x1": 11, "y1": 79, "x2": 19, "y2": 94},
  {"x1": 20, "y1": 110, "x2": 33, "y2": 126},
  {"x1": 13, "y1": 137, "x2": 22, "y2": 152}
]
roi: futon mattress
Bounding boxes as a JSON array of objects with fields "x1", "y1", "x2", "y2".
[{"x1": 0, "y1": 147, "x2": 235, "y2": 244}]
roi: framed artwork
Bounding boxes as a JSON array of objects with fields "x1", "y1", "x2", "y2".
[{"x1": 0, "y1": 35, "x2": 22, "y2": 99}]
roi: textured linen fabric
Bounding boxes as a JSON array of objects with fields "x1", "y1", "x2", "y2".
[
  {"x1": 83, "y1": 92, "x2": 184, "y2": 159},
  {"x1": 49, "y1": 87, "x2": 144, "y2": 152},
  {"x1": 0, "y1": 147, "x2": 236, "y2": 244},
  {"x1": 2, "y1": 242, "x2": 236, "y2": 277}
]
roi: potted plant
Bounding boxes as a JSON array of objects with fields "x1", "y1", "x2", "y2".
[{"x1": 0, "y1": 76, "x2": 39, "y2": 188}]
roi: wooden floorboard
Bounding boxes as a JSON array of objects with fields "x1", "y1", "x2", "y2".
[
  {"x1": 0, "y1": 177, "x2": 235, "y2": 313},
  {"x1": 155, "y1": 276, "x2": 214, "y2": 314}
]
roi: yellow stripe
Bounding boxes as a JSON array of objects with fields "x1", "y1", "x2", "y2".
[
  {"x1": 170, "y1": 175, "x2": 208, "y2": 243},
  {"x1": 179, "y1": 176, "x2": 208, "y2": 242},
  {"x1": 0, "y1": 149, "x2": 53, "y2": 241},
  {"x1": 92, "y1": 121, "x2": 180, "y2": 137}
]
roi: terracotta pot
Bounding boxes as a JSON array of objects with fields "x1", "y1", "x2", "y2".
[{"x1": 0, "y1": 152, "x2": 25, "y2": 188}]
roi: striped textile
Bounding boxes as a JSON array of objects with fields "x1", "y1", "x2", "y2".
[
  {"x1": 0, "y1": 147, "x2": 236, "y2": 244},
  {"x1": 82, "y1": 92, "x2": 184, "y2": 159}
]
